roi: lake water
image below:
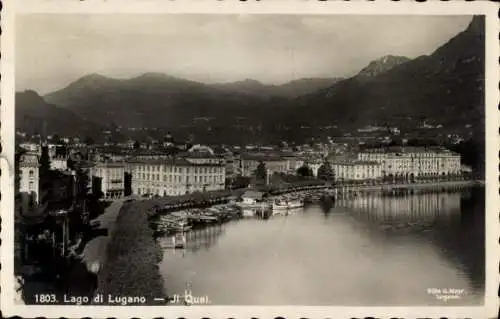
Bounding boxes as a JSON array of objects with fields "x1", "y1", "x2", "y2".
[{"x1": 158, "y1": 187, "x2": 485, "y2": 306}]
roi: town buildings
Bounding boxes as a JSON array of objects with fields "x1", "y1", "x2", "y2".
[
  {"x1": 50, "y1": 155, "x2": 68, "y2": 171},
  {"x1": 283, "y1": 155, "x2": 305, "y2": 174},
  {"x1": 129, "y1": 158, "x2": 226, "y2": 197},
  {"x1": 330, "y1": 159, "x2": 383, "y2": 182},
  {"x1": 305, "y1": 158, "x2": 323, "y2": 177},
  {"x1": 357, "y1": 146, "x2": 462, "y2": 180},
  {"x1": 239, "y1": 154, "x2": 289, "y2": 177},
  {"x1": 17, "y1": 152, "x2": 40, "y2": 203},
  {"x1": 90, "y1": 162, "x2": 126, "y2": 199},
  {"x1": 15, "y1": 138, "x2": 466, "y2": 205}
]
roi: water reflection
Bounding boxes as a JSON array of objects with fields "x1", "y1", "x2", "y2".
[
  {"x1": 336, "y1": 192, "x2": 462, "y2": 225},
  {"x1": 158, "y1": 224, "x2": 227, "y2": 254},
  {"x1": 158, "y1": 188, "x2": 485, "y2": 306},
  {"x1": 335, "y1": 188, "x2": 485, "y2": 299}
]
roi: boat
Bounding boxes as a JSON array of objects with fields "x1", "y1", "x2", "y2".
[
  {"x1": 241, "y1": 209, "x2": 258, "y2": 217},
  {"x1": 158, "y1": 233, "x2": 187, "y2": 249},
  {"x1": 272, "y1": 199, "x2": 304, "y2": 211},
  {"x1": 236, "y1": 190, "x2": 271, "y2": 210},
  {"x1": 174, "y1": 233, "x2": 187, "y2": 248},
  {"x1": 172, "y1": 219, "x2": 192, "y2": 231}
]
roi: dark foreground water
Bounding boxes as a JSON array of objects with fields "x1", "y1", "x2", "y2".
[{"x1": 158, "y1": 188, "x2": 485, "y2": 306}]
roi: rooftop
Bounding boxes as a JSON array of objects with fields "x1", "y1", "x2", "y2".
[
  {"x1": 126, "y1": 158, "x2": 224, "y2": 167},
  {"x1": 241, "y1": 153, "x2": 286, "y2": 162},
  {"x1": 330, "y1": 159, "x2": 381, "y2": 166},
  {"x1": 241, "y1": 190, "x2": 264, "y2": 200},
  {"x1": 360, "y1": 146, "x2": 457, "y2": 155},
  {"x1": 178, "y1": 151, "x2": 224, "y2": 159},
  {"x1": 94, "y1": 161, "x2": 126, "y2": 168}
]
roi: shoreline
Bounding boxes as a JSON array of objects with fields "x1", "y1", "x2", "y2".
[
  {"x1": 76, "y1": 178, "x2": 482, "y2": 305},
  {"x1": 93, "y1": 200, "x2": 167, "y2": 305},
  {"x1": 142, "y1": 179, "x2": 482, "y2": 215}
]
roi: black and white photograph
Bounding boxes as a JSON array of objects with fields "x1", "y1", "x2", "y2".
[{"x1": 1, "y1": 1, "x2": 499, "y2": 318}]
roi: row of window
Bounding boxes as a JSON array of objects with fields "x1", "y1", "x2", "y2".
[
  {"x1": 133, "y1": 173, "x2": 223, "y2": 183},
  {"x1": 20, "y1": 181, "x2": 36, "y2": 191},
  {"x1": 135, "y1": 165, "x2": 222, "y2": 174},
  {"x1": 135, "y1": 185, "x2": 224, "y2": 197},
  {"x1": 361, "y1": 153, "x2": 460, "y2": 158},
  {"x1": 20, "y1": 170, "x2": 36, "y2": 178},
  {"x1": 336, "y1": 174, "x2": 375, "y2": 179},
  {"x1": 332, "y1": 166, "x2": 381, "y2": 171}
]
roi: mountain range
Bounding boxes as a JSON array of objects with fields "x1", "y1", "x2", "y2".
[
  {"x1": 211, "y1": 77, "x2": 343, "y2": 98},
  {"x1": 17, "y1": 16, "x2": 484, "y2": 144},
  {"x1": 16, "y1": 90, "x2": 102, "y2": 137},
  {"x1": 286, "y1": 16, "x2": 484, "y2": 133}
]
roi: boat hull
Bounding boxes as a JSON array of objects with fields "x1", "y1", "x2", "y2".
[{"x1": 236, "y1": 203, "x2": 270, "y2": 210}]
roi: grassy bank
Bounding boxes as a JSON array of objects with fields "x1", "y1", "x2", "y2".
[{"x1": 95, "y1": 201, "x2": 166, "y2": 304}]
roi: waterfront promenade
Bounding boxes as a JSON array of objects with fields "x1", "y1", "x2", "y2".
[
  {"x1": 80, "y1": 199, "x2": 126, "y2": 273},
  {"x1": 139, "y1": 178, "x2": 481, "y2": 215}
]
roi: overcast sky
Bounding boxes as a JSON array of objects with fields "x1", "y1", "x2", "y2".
[{"x1": 16, "y1": 14, "x2": 472, "y2": 94}]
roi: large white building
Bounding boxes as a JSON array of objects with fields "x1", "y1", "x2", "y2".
[
  {"x1": 129, "y1": 158, "x2": 226, "y2": 197},
  {"x1": 357, "y1": 146, "x2": 462, "y2": 180},
  {"x1": 330, "y1": 159, "x2": 382, "y2": 182},
  {"x1": 90, "y1": 162, "x2": 125, "y2": 199},
  {"x1": 18, "y1": 152, "x2": 40, "y2": 203},
  {"x1": 50, "y1": 156, "x2": 68, "y2": 171}
]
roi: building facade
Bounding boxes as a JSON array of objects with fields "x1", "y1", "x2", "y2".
[
  {"x1": 240, "y1": 154, "x2": 289, "y2": 177},
  {"x1": 18, "y1": 153, "x2": 40, "y2": 203},
  {"x1": 283, "y1": 155, "x2": 305, "y2": 174},
  {"x1": 90, "y1": 162, "x2": 125, "y2": 199},
  {"x1": 357, "y1": 146, "x2": 461, "y2": 180},
  {"x1": 180, "y1": 152, "x2": 225, "y2": 165},
  {"x1": 50, "y1": 156, "x2": 68, "y2": 171},
  {"x1": 129, "y1": 158, "x2": 226, "y2": 197},
  {"x1": 330, "y1": 160, "x2": 382, "y2": 182}
]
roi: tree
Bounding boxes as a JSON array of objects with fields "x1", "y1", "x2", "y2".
[
  {"x1": 296, "y1": 164, "x2": 313, "y2": 178},
  {"x1": 133, "y1": 141, "x2": 141, "y2": 149},
  {"x1": 231, "y1": 175, "x2": 251, "y2": 189},
  {"x1": 92, "y1": 176, "x2": 104, "y2": 199},
  {"x1": 254, "y1": 161, "x2": 267, "y2": 181},
  {"x1": 74, "y1": 168, "x2": 90, "y2": 201},
  {"x1": 317, "y1": 161, "x2": 334, "y2": 181},
  {"x1": 84, "y1": 136, "x2": 95, "y2": 145},
  {"x1": 51, "y1": 134, "x2": 61, "y2": 144},
  {"x1": 39, "y1": 145, "x2": 51, "y2": 176}
]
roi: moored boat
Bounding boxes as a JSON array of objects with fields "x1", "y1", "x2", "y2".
[{"x1": 272, "y1": 199, "x2": 304, "y2": 211}]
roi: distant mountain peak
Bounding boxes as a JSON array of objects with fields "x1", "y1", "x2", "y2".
[
  {"x1": 134, "y1": 72, "x2": 176, "y2": 80},
  {"x1": 357, "y1": 55, "x2": 410, "y2": 78},
  {"x1": 16, "y1": 90, "x2": 50, "y2": 108},
  {"x1": 78, "y1": 73, "x2": 110, "y2": 82},
  {"x1": 229, "y1": 78, "x2": 265, "y2": 87},
  {"x1": 467, "y1": 15, "x2": 484, "y2": 34},
  {"x1": 19, "y1": 89, "x2": 41, "y2": 98},
  {"x1": 66, "y1": 73, "x2": 117, "y2": 90}
]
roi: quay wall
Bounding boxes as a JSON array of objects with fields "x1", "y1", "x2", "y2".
[{"x1": 143, "y1": 179, "x2": 482, "y2": 214}]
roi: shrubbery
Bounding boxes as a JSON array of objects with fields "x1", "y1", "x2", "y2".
[{"x1": 96, "y1": 202, "x2": 166, "y2": 303}]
